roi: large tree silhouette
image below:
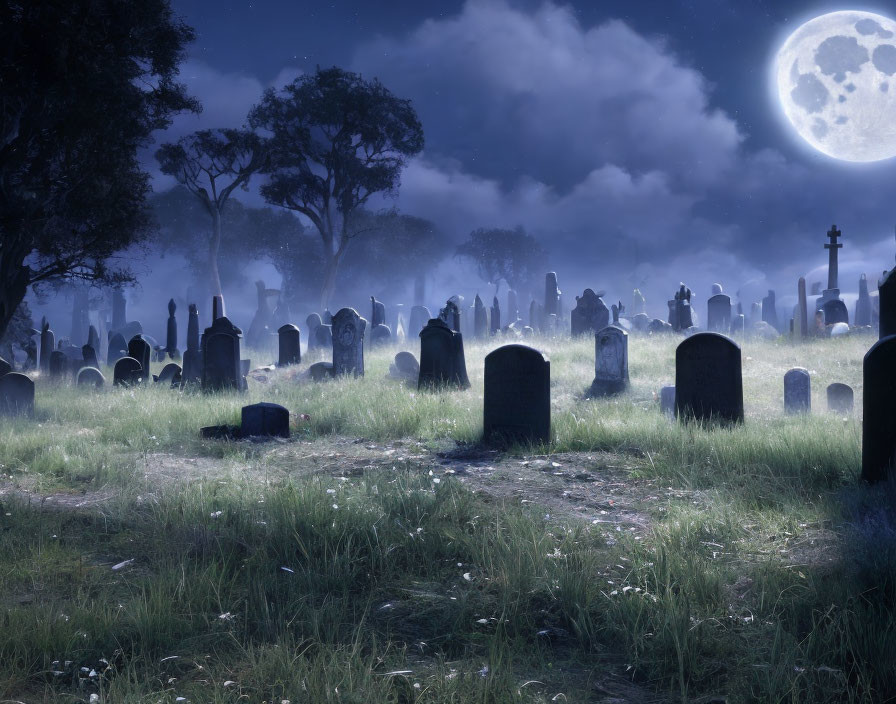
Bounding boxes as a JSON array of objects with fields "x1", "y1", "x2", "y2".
[
  {"x1": 249, "y1": 67, "x2": 424, "y2": 310},
  {"x1": 0, "y1": 0, "x2": 198, "y2": 339}
]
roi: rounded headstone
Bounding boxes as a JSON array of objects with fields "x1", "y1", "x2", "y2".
[
  {"x1": 783, "y1": 368, "x2": 810, "y2": 414},
  {"x1": 830, "y1": 322, "x2": 849, "y2": 337},
  {"x1": 826, "y1": 382, "x2": 854, "y2": 414},
  {"x1": 675, "y1": 332, "x2": 743, "y2": 424},
  {"x1": 660, "y1": 385, "x2": 676, "y2": 417},
  {"x1": 308, "y1": 361, "x2": 334, "y2": 382},
  {"x1": 0, "y1": 372, "x2": 35, "y2": 415},
  {"x1": 241, "y1": 402, "x2": 290, "y2": 438},
  {"x1": 77, "y1": 367, "x2": 106, "y2": 388},
  {"x1": 157, "y1": 363, "x2": 182, "y2": 386},
  {"x1": 483, "y1": 344, "x2": 550, "y2": 446},
  {"x1": 113, "y1": 357, "x2": 143, "y2": 387}
]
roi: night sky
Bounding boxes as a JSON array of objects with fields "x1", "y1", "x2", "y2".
[{"x1": 155, "y1": 0, "x2": 896, "y2": 305}]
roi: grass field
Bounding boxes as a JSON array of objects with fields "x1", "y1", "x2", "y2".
[{"x1": 1, "y1": 331, "x2": 893, "y2": 703}]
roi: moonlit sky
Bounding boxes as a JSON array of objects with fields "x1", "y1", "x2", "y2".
[{"x1": 138, "y1": 0, "x2": 896, "y2": 316}]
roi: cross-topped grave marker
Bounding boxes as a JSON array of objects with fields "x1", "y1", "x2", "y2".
[{"x1": 825, "y1": 224, "x2": 842, "y2": 292}]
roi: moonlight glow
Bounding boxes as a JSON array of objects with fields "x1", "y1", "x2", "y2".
[{"x1": 776, "y1": 10, "x2": 896, "y2": 161}]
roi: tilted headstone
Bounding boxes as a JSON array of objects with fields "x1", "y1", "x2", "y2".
[
  {"x1": 82, "y1": 344, "x2": 99, "y2": 369},
  {"x1": 278, "y1": 324, "x2": 301, "y2": 366},
  {"x1": 784, "y1": 368, "x2": 810, "y2": 414},
  {"x1": 331, "y1": 308, "x2": 366, "y2": 377},
  {"x1": 113, "y1": 357, "x2": 143, "y2": 386},
  {"x1": 660, "y1": 385, "x2": 676, "y2": 417},
  {"x1": 389, "y1": 351, "x2": 420, "y2": 382},
  {"x1": 127, "y1": 335, "x2": 152, "y2": 375},
  {"x1": 675, "y1": 332, "x2": 743, "y2": 424},
  {"x1": 0, "y1": 357, "x2": 11, "y2": 378},
  {"x1": 409, "y1": 306, "x2": 431, "y2": 337},
  {"x1": 473, "y1": 295, "x2": 489, "y2": 339},
  {"x1": 165, "y1": 299, "x2": 179, "y2": 359},
  {"x1": 241, "y1": 402, "x2": 290, "y2": 438},
  {"x1": 39, "y1": 322, "x2": 54, "y2": 373},
  {"x1": 822, "y1": 299, "x2": 849, "y2": 327},
  {"x1": 570, "y1": 289, "x2": 610, "y2": 337},
  {"x1": 761, "y1": 290, "x2": 779, "y2": 331},
  {"x1": 308, "y1": 361, "x2": 334, "y2": 381},
  {"x1": 862, "y1": 335, "x2": 896, "y2": 481},
  {"x1": 590, "y1": 326, "x2": 629, "y2": 397},
  {"x1": 0, "y1": 372, "x2": 35, "y2": 415},
  {"x1": 855, "y1": 274, "x2": 872, "y2": 327},
  {"x1": 77, "y1": 367, "x2": 105, "y2": 388},
  {"x1": 418, "y1": 318, "x2": 470, "y2": 390},
  {"x1": 826, "y1": 383, "x2": 853, "y2": 414},
  {"x1": 706, "y1": 294, "x2": 732, "y2": 333},
  {"x1": 107, "y1": 332, "x2": 128, "y2": 366},
  {"x1": 201, "y1": 316, "x2": 243, "y2": 392},
  {"x1": 49, "y1": 350, "x2": 68, "y2": 380},
  {"x1": 483, "y1": 344, "x2": 550, "y2": 445},
  {"x1": 544, "y1": 272, "x2": 561, "y2": 318},
  {"x1": 156, "y1": 363, "x2": 182, "y2": 386},
  {"x1": 306, "y1": 313, "x2": 322, "y2": 350}
]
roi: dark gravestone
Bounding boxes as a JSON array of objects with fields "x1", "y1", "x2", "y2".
[
  {"x1": 127, "y1": 335, "x2": 152, "y2": 375},
  {"x1": 212, "y1": 294, "x2": 226, "y2": 321},
  {"x1": 590, "y1": 326, "x2": 629, "y2": 397},
  {"x1": 371, "y1": 297, "x2": 386, "y2": 328},
  {"x1": 670, "y1": 284, "x2": 693, "y2": 331},
  {"x1": 156, "y1": 363, "x2": 182, "y2": 386},
  {"x1": 409, "y1": 306, "x2": 431, "y2": 337},
  {"x1": 201, "y1": 316, "x2": 243, "y2": 392},
  {"x1": 418, "y1": 318, "x2": 471, "y2": 390},
  {"x1": 570, "y1": 289, "x2": 610, "y2": 337},
  {"x1": 761, "y1": 290, "x2": 779, "y2": 331},
  {"x1": 82, "y1": 344, "x2": 99, "y2": 369},
  {"x1": 49, "y1": 350, "x2": 68, "y2": 380},
  {"x1": 796, "y1": 277, "x2": 809, "y2": 338},
  {"x1": 660, "y1": 385, "x2": 676, "y2": 417},
  {"x1": 439, "y1": 299, "x2": 461, "y2": 333},
  {"x1": 675, "y1": 332, "x2": 743, "y2": 424},
  {"x1": 706, "y1": 294, "x2": 732, "y2": 333},
  {"x1": 390, "y1": 351, "x2": 420, "y2": 381},
  {"x1": 107, "y1": 332, "x2": 128, "y2": 366},
  {"x1": 370, "y1": 324, "x2": 392, "y2": 347},
  {"x1": 784, "y1": 368, "x2": 810, "y2": 414},
  {"x1": 490, "y1": 297, "x2": 501, "y2": 335},
  {"x1": 529, "y1": 300, "x2": 543, "y2": 332},
  {"x1": 822, "y1": 299, "x2": 849, "y2": 327},
  {"x1": 306, "y1": 313, "x2": 322, "y2": 351},
  {"x1": 484, "y1": 345, "x2": 550, "y2": 446},
  {"x1": 165, "y1": 299, "x2": 179, "y2": 359},
  {"x1": 181, "y1": 303, "x2": 202, "y2": 384},
  {"x1": 39, "y1": 322, "x2": 54, "y2": 373},
  {"x1": 0, "y1": 357, "x2": 11, "y2": 378},
  {"x1": 862, "y1": 336, "x2": 896, "y2": 481},
  {"x1": 241, "y1": 402, "x2": 290, "y2": 438},
  {"x1": 278, "y1": 324, "x2": 301, "y2": 366},
  {"x1": 187, "y1": 303, "x2": 200, "y2": 351},
  {"x1": 826, "y1": 383, "x2": 854, "y2": 414},
  {"x1": 473, "y1": 295, "x2": 489, "y2": 339},
  {"x1": 332, "y1": 308, "x2": 366, "y2": 377},
  {"x1": 879, "y1": 269, "x2": 896, "y2": 339},
  {"x1": 0, "y1": 372, "x2": 35, "y2": 415},
  {"x1": 855, "y1": 274, "x2": 872, "y2": 327},
  {"x1": 308, "y1": 361, "x2": 334, "y2": 381},
  {"x1": 114, "y1": 321, "x2": 143, "y2": 344},
  {"x1": 113, "y1": 357, "x2": 143, "y2": 386},
  {"x1": 77, "y1": 367, "x2": 105, "y2": 388}
]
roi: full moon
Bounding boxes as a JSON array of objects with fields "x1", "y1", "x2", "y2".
[{"x1": 776, "y1": 10, "x2": 896, "y2": 161}]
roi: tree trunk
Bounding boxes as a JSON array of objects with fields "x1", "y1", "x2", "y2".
[
  {"x1": 208, "y1": 209, "x2": 223, "y2": 298},
  {"x1": 0, "y1": 255, "x2": 31, "y2": 343}
]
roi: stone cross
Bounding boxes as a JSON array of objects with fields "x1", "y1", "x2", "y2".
[{"x1": 825, "y1": 225, "x2": 842, "y2": 291}]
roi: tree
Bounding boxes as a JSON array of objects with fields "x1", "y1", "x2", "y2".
[
  {"x1": 249, "y1": 66, "x2": 424, "y2": 310},
  {"x1": 455, "y1": 227, "x2": 548, "y2": 296},
  {"x1": 0, "y1": 0, "x2": 198, "y2": 339},
  {"x1": 155, "y1": 129, "x2": 267, "y2": 297}
]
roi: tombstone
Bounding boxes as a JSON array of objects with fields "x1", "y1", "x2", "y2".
[
  {"x1": 506, "y1": 289, "x2": 519, "y2": 323},
  {"x1": 660, "y1": 385, "x2": 676, "y2": 417},
  {"x1": 544, "y1": 273, "x2": 561, "y2": 318},
  {"x1": 490, "y1": 297, "x2": 501, "y2": 335},
  {"x1": 473, "y1": 295, "x2": 489, "y2": 339},
  {"x1": 77, "y1": 367, "x2": 105, "y2": 388},
  {"x1": 862, "y1": 336, "x2": 896, "y2": 481},
  {"x1": 880, "y1": 268, "x2": 896, "y2": 339},
  {"x1": 483, "y1": 345, "x2": 550, "y2": 445},
  {"x1": 711, "y1": 283, "x2": 723, "y2": 295},
  {"x1": 308, "y1": 361, "x2": 335, "y2": 381},
  {"x1": 48, "y1": 350, "x2": 68, "y2": 380},
  {"x1": 277, "y1": 324, "x2": 301, "y2": 366},
  {"x1": 156, "y1": 363, "x2": 182, "y2": 386},
  {"x1": 409, "y1": 306, "x2": 431, "y2": 337},
  {"x1": 0, "y1": 357, "x2": 10, "y2": 378},
  {"x1": 111, "y1": 287, "x2": 127, "y2": 331},
  {"x1": 632, "y1": 288, "x2": 646, "y2": 315},
  {"x1": 418, "y1": 318, "x2": 470, "y2": 390},
  {"x1": 631, "y1": 313, "x2": 650, "y2": 332},
  {"x1": 113, "y1": 357, "x2": 143, "y2": 386},
  {"x1": 706, "y1": 294, "x2": 732, "y2": 333},
  {"x1": 306, "y1": 313, "x2": 323, "y2": 350},
  {"x1": 796, "y1": 277, "x2": 809, "y2": 339},
  {"x1": 439, "y1": 299, "x2": 461, "y2": 333},
  {"x1": 761, "y1": 290, "x2": 779, "y2": 331},
  {"x1": 671, "y1": 284, "x2": 693, "y2": 331},
  {"x1": 370, "y1": 324, "x2": 392, "y2": 347},
  {"x1": 82, "y1": 344, "x2": 99, "y2": 369},
  {"x1": 854, "y1": 274, "x2": 872, "y2": 327},
  {"x1": 389, "y1": 351, "x2": 420, "y2": 382},
  {"x1": 165, "y1": 299, "x2": 179, "y2": 359},
  {"x1": 826, "y1": 383, "x2": 854, "y2": 414},
  {"x1": 107, "y1": 332, "x2": 128, "y2": 366},
  {"x1": 529, "y1": 300, "x2": 543, "y2": 332},
  {"x1": 127, "y1": 335, "x2": 152, "y2": 374},
  {"x1": 201, "y1": 316, "x2": 243, "y2": 392},
  {"x1": 322, "y1": 309, "x2": 333, "y2": 325},
  {"x1": 0, "y1": 373, "x2": 35, "y2": 415},
  {"x1": 181, "y1": 303, "x2": 202, "y2": 384},
  {"x1": 675, "y1": 332, "x2": 743, "y2": 424},
  {"x1": 39, "y1": 322, "x2": 54, "y2": 373},
  {"x1": 212, "y1": 294, "x2": 226, "y2": 322},
  {"x1": 331, "y1": 308, "x2": 366, "y2": 377},
  {"x1": 590, "y1": 326, "x2": 629, "y2": 397},
  {"x1": 783, "y1": 368, "x2": 810, "y2": 414},
  {"x1": 570, "y1": 289, "x2": 610, "y2": 337},
  {"x1": 648, "y1": 318, "x2": 673, "y2": 334},
  {"x1": 822, "y1": 299, "x2": 849, "y2": 327},
  {"x1": 371, "y1": 297, "x2": 387, "y2": 328},
  {"x1": 241, "y1": 402, "x2": 290, "y2": 438}
]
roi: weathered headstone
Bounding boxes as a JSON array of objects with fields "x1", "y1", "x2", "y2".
[
  {"x1": 0, "y1": 373, "x2": 35, "y2": 415},
  {"x1": 165, "y1": 299, "x2": 179, "y2": 359},
  {"x1": 439, "y1": 299, "x2": 461, "y2": 333},
  {"x1": 370, "y1": 323, "x2": 392, "y2": 347},
  {"x1": 127, "y1": 335, "x2": 152, "y2": 374},
  {"x1": 113, "y1": 357, "x2": 143, "y2": 386},
  {"x1": 389, "y1": 351, "x2": 420, "y2": 382},
  {"x1": 570, "y1": 289, "x2": 610, "y2": 337},
  {"x1": 880, "y1": 268, "x2": 896, "y2": 339},
  {"x1": 761, "y1": 290, "x2": 779, "y2": 331},
  {"x1": 332, "y1": 308, "x2": 366, "y2": 377},
  {"x1": 483, "y1": 345, "x2": 550, "y2": 445},
  {"x1": 660, "y1": 385, "x2": 676, "y2": 417},
  {"x1": 48, "y1": 350, "x2": 68, "y2": 380},
  {"x1": 855, "y1": 274, "x2": 872, "y2": 327},
  {"x1": 418, "y1": 318, "x2": 470, "y2": 389},
  {"x1": 201, "y1": 316, "x2": 243, "y2": 392},
  {"x1": 278, "y1": 324, "x2": 301, "y2": 366},
  {"x1": 675, "y1": 332, "x2": 743, "y2": 424},
  {"x1": 784, "y1": 368, "x2": 810, "y2": 414},
  {"x1": 371, "y1": 297, "x2": 386, "y2": 328},
  {"x1": 241, "y1": 402, "x2": 290, "y2": 438},
  {"x1": 862, "y1": 335, "x2": 896, "y2": 481},
  {"x1": 107, "y1": 332, "x2": 128, "y2": 366},
  {"x1": 590, "y1": 326, "x2": 629, "y2": 397},
  {"x1": 706, "y1": 294, "x2": 732, "y2": 333},
  {"x1": 409, "y1": 306, "x2": 431, "y2": 337},
  {"x1": 212, "y1": 294, "x2": 226, "y2": 321},
  {"x1": 797, "y1": 277, "x2": 809, "y2": 339},
  {"x1": 77, "y1": 367, "x2": 105, "y2": 388},
  {"x1": 308, "y1": 361, "x2": 334, "y2": 381},
  {"x1": 181, "y1": 303, "x2": 202, "y2": 384},
  {"x1": 826, "y1": 382, "x2": 854, "y2": 414}
]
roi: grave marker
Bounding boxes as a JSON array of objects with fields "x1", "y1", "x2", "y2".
[
  {"x1": 675, "y1": 332, "x2": 743, "y2": 424},
  {"x1": 484, "y1": 345, "x2": 550, "y2": 445}
]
